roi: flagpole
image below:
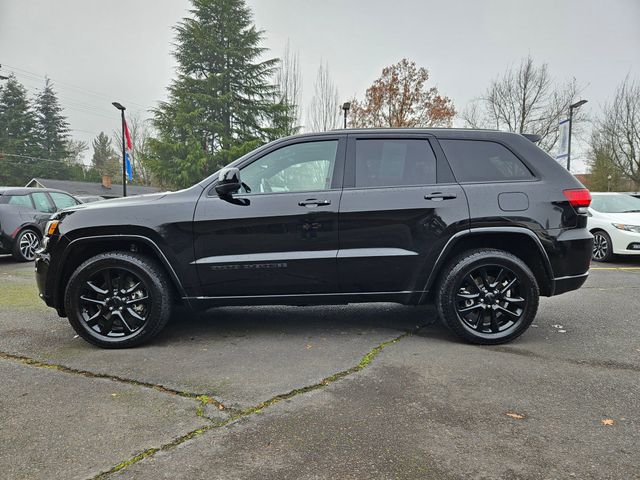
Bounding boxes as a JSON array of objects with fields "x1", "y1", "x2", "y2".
[{"x1": 112, "y1": 102, "x2": 127, "y2": 197}]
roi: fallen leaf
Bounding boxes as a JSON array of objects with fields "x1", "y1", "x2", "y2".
[
  {"x1": 601, "y1": 418, "x2": 615, "y2": 426},
  {"x1": 552, "y1": 324, "x2": 564, "y2": 329},
  {"x1": 111, "y1": 393, "x2": 118, "y2": 397},
  {"x1": 218, "y1": 404, "x2": 225, "y2": 410},
  {"x1": 505, "y1": 412, "x2": 525, "y2": 420},
  {"x1": 305, "y1": 344, "x2": 313, "y2": 350},
  {"x1": 558, "y1": 330, "x2": 567, "y2": 333}
]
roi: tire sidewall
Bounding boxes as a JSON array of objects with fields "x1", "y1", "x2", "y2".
[
  {"x1": 438, "y1": 250, "x2": 539, "y2": 344},
  {"x1": 65, "y1": 253, "x2": 170, "y2": 348}
]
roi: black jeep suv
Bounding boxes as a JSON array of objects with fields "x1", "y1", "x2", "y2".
[{"x1": 35, "y1": 129, "x2": 593, "y2": 348}]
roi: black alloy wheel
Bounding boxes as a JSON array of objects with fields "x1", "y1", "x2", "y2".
[
  {"x1": 437, "y1": 249, "x2": 539, "y2": 345},
  {"x1": 65, "y1": 251, "x2": 172, "y2": 348}
]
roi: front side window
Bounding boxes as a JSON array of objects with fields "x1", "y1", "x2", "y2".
[
  {"x1": 49, "y1": 192, "x2": 79, "y2": 210},
  {"x1": 31, "y1": 192, "x2": 56, "y2": 213},
  {"x1": 7, "y1": 195, "x2": 34, "y2": 208},
  {"x1": 440, "y1": 139, "x2": 533, "y2": 183},
  {"x1": 355, "y1": 139, "x2": 437, "y2": 188},
  {"x1": 240, "y1": 140, "x2": 338, "y2": 194}
]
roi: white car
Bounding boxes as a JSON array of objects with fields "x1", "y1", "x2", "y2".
[{"x1": 588, "y1": 192, "x2": 640, "y2": 261}]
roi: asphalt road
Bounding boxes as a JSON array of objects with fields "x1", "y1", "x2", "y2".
[{"x1": 0, "y1": 254, "x2": 638, "y2": 479}]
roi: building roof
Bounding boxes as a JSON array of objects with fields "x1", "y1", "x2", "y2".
[{"x1": 25, "y1": 178, "x2": 160, "y2": 198}]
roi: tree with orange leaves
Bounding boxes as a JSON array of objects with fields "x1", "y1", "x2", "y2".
[{"x1": 349, "y1": 59, "x2": 455, "y2": 128}]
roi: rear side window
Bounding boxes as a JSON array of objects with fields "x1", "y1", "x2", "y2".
[
  {"x1": 355, "y1": 139, "x2": 437, "y2": 188},
  {"x1": 7, "y1": 195, "x2": 34, "y2": 208},
  {"x1": 49, "y1": 192, "x2": 78, "y2": 210},
  {"x1": 31, "y1": 192, "x2": 56, "y2": 213},
  {"x1": 440, "y1": 139, "x2": 533, "y2": 182}
]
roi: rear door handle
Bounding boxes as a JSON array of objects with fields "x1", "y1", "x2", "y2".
[
  {"x1": 424, "y1": 193, "x2": 457, "y2": 201},
  {"x1": 298, "y1": 199, "x2": 332, "y2": 207}
]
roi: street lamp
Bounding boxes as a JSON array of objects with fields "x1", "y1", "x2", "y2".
[
  {"x1": 341, "y1": 102, "x2": 351, "y2": 129},
  {"x1": 111, "y1": 102, "x2": 127, "y2": 197},
  {"x1": 567, "y1": 99, "x2": 587, "y2": 172}
]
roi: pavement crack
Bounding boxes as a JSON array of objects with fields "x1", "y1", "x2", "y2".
[
  {"x1": 89, "y1": 325, "x2": 423, "y2": 479},
  {"x1": 0, "y1": 351, "x2": 227, "y2": 410}
]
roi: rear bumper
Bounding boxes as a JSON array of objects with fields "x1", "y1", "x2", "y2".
[{"x1": 552, "y1": 271, "x2": 589, "y2": 296}]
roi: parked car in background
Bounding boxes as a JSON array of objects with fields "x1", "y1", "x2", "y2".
[
  {"x1": 76, "y1": 195, "x2": 106, "y2": 204},
  {"x1": 629, "y1": 192, "x2": 640, "y2": 199},
  {"x1": 0, "y1": 187, "x2": 81, "y2": 261},
  {"x1": 36, "y1": 129, "x2": 593, "y2": 348},
  {"x1": 588, "y1": 192, "x2": 640, "y2": 262}
]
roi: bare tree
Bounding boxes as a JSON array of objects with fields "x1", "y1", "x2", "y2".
[
  {"x1": 349, "y1": 59, "x2": 455, "y2": 128},
  {"x1": 306, "y1": 61, "x2": 340, "y2": 132},
  {"x1": 274, "y1": 40, "x2": 302, "y2": 135},
  {"x1": 597, "y1": 76, "x2": 640, "y2": 190},
  {"x1": 113, "y1": 113, "x2": 153, "y2": 185},
  {"x1": 461, "y1": 56, "x2": 584, "y2": 153}
]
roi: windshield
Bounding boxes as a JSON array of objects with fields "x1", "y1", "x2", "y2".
[{"x1": 590, "y1": 194, "x2": 640, "y2": 213}]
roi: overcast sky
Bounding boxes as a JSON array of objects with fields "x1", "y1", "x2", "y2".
[{"x1": 1, "y1": 0, "x2": 639, "y2": 173}]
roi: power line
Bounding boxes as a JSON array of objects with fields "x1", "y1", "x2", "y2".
[
  {"x1": 1, "y1": 152, "x2": 78, "y2": 164},
  {"x1": 2, "y1": 63, "x2": 150, "y2": 110}
]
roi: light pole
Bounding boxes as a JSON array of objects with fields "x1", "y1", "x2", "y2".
[
  {"x1": 342, "y1": 102, "x2": 351, "y2": 129},
  {"x1": 567, "y1": 99, "x2": 587, "y2": 172},
  {"x1": 111, "y1": 102, "x2": 127, "y2": 197}
]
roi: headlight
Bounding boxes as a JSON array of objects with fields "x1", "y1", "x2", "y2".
[
  {"x1": 44, "y1": 220, "x2": 60, "y2": 236},
  {"x1": 612, "y1": 223, "x2": 640, "y2": 233}
]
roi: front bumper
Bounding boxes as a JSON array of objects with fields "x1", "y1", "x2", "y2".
[{"x1": 610, "y1": 228, "x2": 640, "y2": 255}]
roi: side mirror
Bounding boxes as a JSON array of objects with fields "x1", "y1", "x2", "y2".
[{"x1": 215, "y1": 167, "x2": 242, "y2": 196}]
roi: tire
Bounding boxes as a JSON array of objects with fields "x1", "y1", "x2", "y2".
[
  {"x1": 591, "y1": 230, "x2": 615, "y2": 262},
  {"x1": 64, "y1": 251, "x2": 172, "y2": 348},
  {"x1": 12, "y1": 229, "x2": 41, "y2": 262},
  {"x1": 436, "y1": 248, "x2": 539, "y2": 345}
]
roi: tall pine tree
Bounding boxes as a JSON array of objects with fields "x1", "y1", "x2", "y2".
[
  {"x1": 0, "y1": 75, "x2": 38, "y2": 184},
  {"x1": 91, "y1": 132, "x2": 119, "y2": 178},
  {"x1": 146, "y1": 0, "x2": 291, "y2": 188},
  {"x1": 34, "y1": 78, "x2": 70, "y2": 161}
]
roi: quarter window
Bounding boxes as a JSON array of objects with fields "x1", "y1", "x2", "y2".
[
  {"x1": 240, "y1": 140, "x2": 338, "y2": 194},
  {"x1": 7, "y1": 195, "x2": 34, "y2": 208},
  {"x1": 355, "y1": 139, "x2": 437, "y2": 188},
  {"x1": 439, "y1": 139, "x2": 533, "y2": 182}
]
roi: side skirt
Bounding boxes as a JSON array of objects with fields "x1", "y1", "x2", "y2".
[{"x1": 184, "y1": 291, "x2": 426, "y2": 309}]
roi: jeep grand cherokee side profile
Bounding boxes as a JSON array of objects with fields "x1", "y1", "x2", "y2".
[{"x1": 35, "y1": 129, "x2": 593, "y2": 348}]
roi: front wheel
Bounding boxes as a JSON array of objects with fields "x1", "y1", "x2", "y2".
[
  {"x1": 65, "y1": 251, "x2": 172, "y2": 348},
  {"x1": 592, "y1": 230, "x2": 615, "y2": 262},
  {"x1": 12, "y1": 229, "x2": 40, "y2": 262},
  {"x1": 436, "y1": 249, "x2": 539, "y2": 345}
]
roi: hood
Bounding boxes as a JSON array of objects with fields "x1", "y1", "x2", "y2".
[
  {"x1": 64, "y1": 192, "x2": 169, "y2": 213},
  {"x1": 595, "y1": 211, "x2": 640, "y2": 225}
]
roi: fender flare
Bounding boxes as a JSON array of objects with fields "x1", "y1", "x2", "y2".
[
  {"x1": 57, "y1": 234, "x2": 189, "y2": 303},
  {"x1": 420, "y1": 226, "x2": 556, "y2": 302}
]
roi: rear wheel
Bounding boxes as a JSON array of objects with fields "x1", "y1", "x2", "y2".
[
  {"x1": 592, "y1": 230, "x2": 615, "y2": 262},
  {"x1": 12, "y1": 229, "x2": 40, "y2": 262},
  {"x1": 65, "y1": 251, "x2": 172, "y2": 348},
  {"x1": 436, "y1": 249, "x2": 539, "y2": 345}
]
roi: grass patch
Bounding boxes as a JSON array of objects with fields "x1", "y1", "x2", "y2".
[{"x1": 0, "y1": 282, "x2": 46, "y2": 309}]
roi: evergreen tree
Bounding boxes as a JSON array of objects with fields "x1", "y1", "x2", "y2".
[
  {"x1": 146, "y1": 0, "x2": 290, "y2": 188},
  {"x1": 33, "y1": 78, "x2": 70, "y2": 161},
  {"x1": 0, "y1": 75, "x2": 38, "y2": 184},
  {"x1": 91, "y1": 132, "x2": 119, "y2": 178}
]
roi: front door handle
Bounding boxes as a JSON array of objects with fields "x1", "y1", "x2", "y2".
[
  {"x1": 424, "y1": 192, "x2": 457, "y2": 201},
  {"x1": 298, "y1": 199, "x2": 332, "y2": 207}
]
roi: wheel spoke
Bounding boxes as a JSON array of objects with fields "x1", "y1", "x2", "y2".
[
  {"x1": 98, "y1": 314, "x2": 114, "y2": 335},
  {"x1": 125, "y1": 282, "x2": 141, "y2": 294},
  {"x1": 86, "y1": 281, "x2": 108, "y2": 295},
  {"x1": 126, "y1": 295, "x2": 148, "y2": 304},
  {"x1": 458, "y1": 304, "x2": 483, "y2": 314},
  {"x1": 103, "y1": 270, "x2": 113, "y2": 292},
  {"x1": 113, "y1": 311, "x2": 133, "y2": 333},
  {"x1": 456, "y1": 292, "x2": 480, "y2": 300},
  {"x1": 85, "y1": 309, "x2": 103, "y2": 327},
  {"x1": 493, "y1": 268, "x2": 506, "y2": 288},
  {"x1": 126, "y1": 307, "x2": 145, "y2": 323},
  {"x1": 497, "y1": 305, "x2": 520, "y2": 319},
  {"x1": 465, "y1": 274, "x2": 481, "y2": 293},
  {"x1": 479, "y1": 269, "x2": 491, "y2": 289},
  {"x1": 504, "y1": 296, "x2": 525, "y2": 305},
  {"x1": 500, "y1": 277, "x2": 518, "y2": 294},
  {"x1": 80, "y1": 296, "x2": 106, "y2": 306},
  {"x1": 489, "y1": 309, "x2": 499, "y2": 333}
]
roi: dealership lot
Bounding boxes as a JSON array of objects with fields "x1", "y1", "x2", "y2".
[{"x1": 0, "y1": 255, "x2": 638, "y2": 480}]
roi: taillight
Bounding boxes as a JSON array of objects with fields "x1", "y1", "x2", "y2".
[{"x1": 563, "y1": 189, "x2": 591, "y2": 208}]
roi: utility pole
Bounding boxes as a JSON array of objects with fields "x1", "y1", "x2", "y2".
[{"x1": 111, "y1": 102, "x2": 127, "y2": 197}]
